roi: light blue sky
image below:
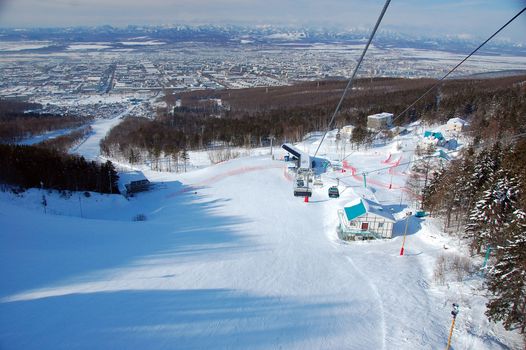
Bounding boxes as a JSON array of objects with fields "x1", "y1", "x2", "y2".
[{"x1": 0, "y1": 0, "x2": 525, "y2": 43}]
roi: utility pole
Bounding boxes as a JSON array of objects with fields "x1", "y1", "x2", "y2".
[
  {"x1": 400, "y1": 211, "x2": 412, "y2": 256},
  {"x1": 74, "y1": 173, "x2": 83, "y2": 218},
  {"x1": 481, "y1": 246, "x2": 492, "y2": 276},
  {"x1": 304, "y1": 171, "x2": 311, "y2": 203},
  {"x1": 108, "y1": 169, "x2": 112, "y2": 194},
  {"x1": 446, "y1": 303, "x2": 460, "y2": 350},
  {"x1": 269, "y1": 134, "x2": 275, "y2": 158},
  {"x1": 40, "y1": 181, "x2": 47, "y2": 214}
]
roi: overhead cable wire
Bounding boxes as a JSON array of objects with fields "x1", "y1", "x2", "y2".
[
  {"x1": 334, "y1": 6, "x2": 526, "y2": 167},
  {"x1": 313, "y1": 0, "x2": 391, "y2": 157},
  {"x1": 390, "y1": 6, "x2": 526, "y2": 125}
]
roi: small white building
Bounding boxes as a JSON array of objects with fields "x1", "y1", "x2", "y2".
[
  {"x1": 337, "y1": 198, "x2": 396, "y2": 240},
  {"x1": 340, "y1": 125, "x2": 355, "y2": 136},
  {"x1": 367, "y1": 112, "x2": 393, "y2": 130},
  {"x1": 446, "y1": 117, "x2": 467, "y2": 133}
]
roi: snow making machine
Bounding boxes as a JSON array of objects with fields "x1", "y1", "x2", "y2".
[{"x1": 282, "y1": 143, "x2": 313, "y2": 197}]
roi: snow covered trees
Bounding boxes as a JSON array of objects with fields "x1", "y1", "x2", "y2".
[
  {"x1": 486, "y1": 209, "x2": 526, "y2": 333},
  {"x1": 422, "y1": 140, "x2": 526, "y2": 334},
  {"x1": 465, "y1": 171, "x2": 519, "y2": 254}
]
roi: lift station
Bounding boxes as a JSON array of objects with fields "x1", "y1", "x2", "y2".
[{"x1": 282, "y1": 143, "x2": 313, "y2": 197}]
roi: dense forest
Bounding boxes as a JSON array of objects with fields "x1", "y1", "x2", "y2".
[
  {"x1": 0, "y1": 99, "x2": 92, "y2": 143},
  {"x1": 407, "y1": 75, "x2": 526, "y2": 334},
  {"x1": 0, "y1": 144, "x2": 119, "y2": 194},
  {"x1": 0, "y1": 99, "x2": 116, "y2": 193},
  {"x1": 385, "y1": 75, "x2": 525, "y2": 334},
  {"x1": 422, "y1": 139, "x2": 526, "y2": 333},
  {"x1": 36, "y1": 125, "x2": 93, "y2": 153},
  {"x1": 100, "y1": 75, "x2": 526, "y2": 166}
]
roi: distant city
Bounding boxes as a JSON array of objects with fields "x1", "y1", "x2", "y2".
[{"x1": 1, "y1": 25, "x2": 525, "y2": 117}]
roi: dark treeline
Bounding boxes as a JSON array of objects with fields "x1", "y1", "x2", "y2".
[
  {"x1": 37, "y1": 126, "x2": 92, "y2": 153},
  {"x1": 102, "y1": 75, "x2": 526, "y2": 164},
  {"x1": 0, "y1": 99, "x2": 92, "y2": 143},
  {"x1": 0, "y1": 144, "x2": 119, "y2": 194},
  {"x1": 100, "y1": 117, "x2": 188, "y2": 164},
  {"x1": 0, "y1": 99, "x2": 40, "y2": 116}
]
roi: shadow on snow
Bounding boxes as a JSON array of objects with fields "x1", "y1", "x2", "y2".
[
  {"x1": 0, "y1": 181, "x2": 253, "y2": 298},
  {"x1": 1, "y1": 288, "x2": 346, "y2": 350}
]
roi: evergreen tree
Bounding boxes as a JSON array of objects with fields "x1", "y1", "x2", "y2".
[
  {"x1": 465, "y1": 171, "x2": 519, "y2": 253},
  {"x1": 350, "y1": 125, "x2": 367, "y2": 149},
  {"x1": 472, "y1": 143, "x2": 502, "y2": 191},
  {"x1": 486, "y1": 209, "x2": 526, "y2": 333},
  {"x1": 422, "y1": 165, "x2": 446, "y2": 215},
  {"x1": 181, "y1": 148, "x2": 189, "y2": 172},
  {"x1": 455, "y1": 147, "x2": 477, "y2": 210}
]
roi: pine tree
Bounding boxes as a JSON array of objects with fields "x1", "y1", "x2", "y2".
[
  {"x1": 448, "y1": 152, "x2": 477, "y2": 229},
  {"x1": 181, "y1": 148, "x2": 189, "y2": 172},
  {"x1": 472, "y1": 145, "x2": 500, "y2": 190},
  {"x1": 455, "y1": 147, "x2": 477, "y2": 210},
  {"x1": 465, "y1": 171, "x2": 519, "y2": 254},
  {"x1": 486, "y1": 209, "x2": 526, "y2": 333},
  {"x1": 422, "y1": 165, "x2": 446, "y2": 215},
  {"x1": 105, "y1": 160, "x2": 119, "y2": 194}
]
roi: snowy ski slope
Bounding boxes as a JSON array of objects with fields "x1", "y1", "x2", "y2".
[{"x1": 0, "y1": 127, "x2": 523, "y2": 349}]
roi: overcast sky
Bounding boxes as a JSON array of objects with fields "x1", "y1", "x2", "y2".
[{"x1": 0, "y1": 0, "x2": 525, "y2": 43}]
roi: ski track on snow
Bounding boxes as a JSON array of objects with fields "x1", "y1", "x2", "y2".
[{"x1": 344, "y1": 255, "x2": 387, "y2": 350}]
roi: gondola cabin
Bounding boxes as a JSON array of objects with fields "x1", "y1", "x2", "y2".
[{"x1": 328, "y1": 186, "x2": 340, "y2": 198}]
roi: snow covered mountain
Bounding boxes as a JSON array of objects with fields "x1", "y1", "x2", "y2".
[{"x1": 1, "y1": 25, "x2": 524, "y2": 55}]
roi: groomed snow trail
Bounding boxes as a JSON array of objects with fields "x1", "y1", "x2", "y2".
[
  {"x1": 1, "y1": 157, "x2": 386, "y2": 349},
  {"x1": 185, "y1": 158, "x2": 387, "y2": 349},
  {"x1": 2, "y1": 154, "x2": 519, "y2": 349},
  {"x1": 71, "y1": 104, "x2": 136, "y2": 159}
]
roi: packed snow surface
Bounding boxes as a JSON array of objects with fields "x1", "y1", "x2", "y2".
[{"x1": 0, "y1": 129, "x2": 523, "y2": 349}]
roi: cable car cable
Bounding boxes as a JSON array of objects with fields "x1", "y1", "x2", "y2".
[
  {"x1": 390, "y1": 6, "x2": 526, "y2": 126},
  {"x1": 331, "y1": 6, "x2": 526, "y2": 174},
  {"x1": 313, "y1": 0, "x2": 391, "y2": 158}
]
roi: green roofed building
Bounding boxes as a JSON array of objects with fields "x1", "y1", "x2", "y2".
[
  {"x1": 423, "y1": 131, "x2": 444, "y2": 140},
  {"x1": 337, "y1": 197, "x2": 395, "y2": 240}
]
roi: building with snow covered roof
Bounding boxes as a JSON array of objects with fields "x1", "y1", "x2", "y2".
[
  {"x1": 340, "y1": 125, "x2": 355, "y2": 136},
  {"x1": 367, "y1": 112, "x2": 393, "y2": 130},
  {"x1": 446, "y1": 117, "x2": 467, "y2": 133},
  {"x1": 337, "y1": 198, "x2": 395, "y2": 240}
]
